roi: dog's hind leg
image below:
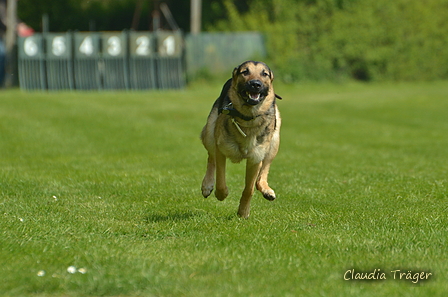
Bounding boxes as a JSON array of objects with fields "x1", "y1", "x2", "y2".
[
  {"x1": 238, "y1": 161, "x2": 262, "y2": 218},
  {"x1": 201, "y1": 152, "x2": 215, "y2": 198},
  {"x1": 214, "y1": 147, "x2": 228, "y2": 201}
]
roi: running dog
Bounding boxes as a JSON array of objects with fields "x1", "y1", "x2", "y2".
[{"x1": 200, "y1": 61, "x2": 282, "y2": 218}]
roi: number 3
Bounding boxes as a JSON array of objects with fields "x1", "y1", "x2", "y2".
[{"x1": 107, "y1": 36, "x2": 121, "y2": 56}]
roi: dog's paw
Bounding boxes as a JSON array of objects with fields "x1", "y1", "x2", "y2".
[
  {"x1": 202, "y1": 185, "x2": 214, "y2": 198},
  {"x1": 202, "y1": 176, "x2": 215, "y2": 198},
  {"x1": 237, "y1": 207, "x2": 250, "y2": 219},
  {"x1": 215, "y1": 187, "x2": 228, "y2": 201},
  {"x1": 261, "y1": 189, "x2": 276, "y2": 201}
]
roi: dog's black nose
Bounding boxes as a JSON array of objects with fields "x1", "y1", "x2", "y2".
[{"x1": 248, "y1": 80, "x2": 262, "y2": 91}]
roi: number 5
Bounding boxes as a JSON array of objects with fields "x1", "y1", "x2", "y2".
[{"x1": 52, "y1": 36, "x2": 66, "y2": 56}]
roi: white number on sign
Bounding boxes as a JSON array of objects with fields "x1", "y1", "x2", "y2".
[
  {"x1": 52, "y1": 36, "x2": 66, "y2": 56},
  {"x1": 24, "y1": 37, "x2": 38, "y2": 56},
  {"x1": 107, "y1": 36, "x2": 121, "y2": 56},
  {"x1": 162, "y1": 36, "x2": 176, "y2": 56},
  {"x1": 136, "y1": 36, "x2": 150, "y2": 56},
  {"x1": 79, "y1": 36, "x2": 94, "y2": 56}
]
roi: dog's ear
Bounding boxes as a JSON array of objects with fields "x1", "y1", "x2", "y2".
[
  {"x1": 232, "y1": 66, "x2": 239, "y2": 78},
  {"x1": 270, "y1": 69, "x2": 274, "y2": 81}
]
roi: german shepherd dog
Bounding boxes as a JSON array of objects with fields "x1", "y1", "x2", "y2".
[{"x1": 201, "y1": 61, "x2": 282, "y2": 218}]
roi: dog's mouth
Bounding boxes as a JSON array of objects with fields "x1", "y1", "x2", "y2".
[
  {"x1": 244, "y1": 91, "x2": 265, "y2": 105},
  {"x1": 248, "y1": 92, "x2": 261, "y2": 100}
]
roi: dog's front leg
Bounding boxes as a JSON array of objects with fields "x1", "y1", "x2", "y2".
[
  {"x1": 201, "y1": 152, "x2": 215, "y2": 198},
  {"x1": 214, "y1": 146, "x2": 228, "y2": 201},
  {"x1": 238, "y1": 161, "x2": 262, "y2": 218}
]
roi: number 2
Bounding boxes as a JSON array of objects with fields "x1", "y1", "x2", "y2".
[{"x1": 136, "y1": 36, "x2": 150, "y2": 56}]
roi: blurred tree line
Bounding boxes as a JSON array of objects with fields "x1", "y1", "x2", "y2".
[
  {"x1": 16, "y1": 0, "x2": 233, "y2": 32},
  {"x1": 17, "y1": 0, "x2": 448, "y2": 82},
  {"x1": 212, "y1": 0, "x2": 448, "y2": 82}
]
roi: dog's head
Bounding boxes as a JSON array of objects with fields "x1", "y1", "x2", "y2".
[{"x1": 232, "y1": 61, "x2": 274, "y2": 106}]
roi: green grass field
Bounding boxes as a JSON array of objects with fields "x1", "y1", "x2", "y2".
[{"x1": 1, "y1": 80, "x2": 447, "y2": 296}]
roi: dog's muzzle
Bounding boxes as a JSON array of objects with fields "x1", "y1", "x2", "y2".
[{"x1": 244, "y1": 80, "x2": 267, "y2": 105}]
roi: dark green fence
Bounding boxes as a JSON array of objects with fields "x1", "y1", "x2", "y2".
[
  {"x1": 73, "y1": 32, "x2": 102, "y2": 90},
  {"x1": 185, "y1": 32, "x2": 266, "y2": 77},
  {"x1": 18, "y1": 31, "x2": 185, "y2": 91},
  {"x1": 18, "y1": 31, "x2": 267, "y2": 90},
  {"x1": 17, "y1": 35, "x2": 47, "y2": 90}
]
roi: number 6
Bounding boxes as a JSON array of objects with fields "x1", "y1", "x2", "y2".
[{"x1": 24, "y1": 37, "x2": 38, "y2": 56}]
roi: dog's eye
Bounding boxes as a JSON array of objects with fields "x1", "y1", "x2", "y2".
[
  {"x1": 262, "y1": 72, "x2": 270, "y2": 77},
  {"x1": 240, "y1": 69, "x2": 249, "y2": 76}
]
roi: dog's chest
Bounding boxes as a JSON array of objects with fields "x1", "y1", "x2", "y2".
[
  {"x1": 241, "y1": 136, "x2": 267, "y2": 162},
  {"x1": 224, "y1": 119, "x2": 273, "y2": 163}
]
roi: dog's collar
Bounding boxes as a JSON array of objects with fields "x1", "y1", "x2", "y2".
[
  {"x1": 219, "y1": 102, "x2": 256, "y2": 121},
  {"x1": 219, "y1": 101, "x2": 277, "y2": 138}
]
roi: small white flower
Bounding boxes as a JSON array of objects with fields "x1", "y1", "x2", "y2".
[
  {"x1": 78, "y1": 268, "x2": 87, "y2": 274},
  {"x1": 67, "y1": 266, "x2": 77, "y2": 274},
  {"x1": 52, "y1": 196, "x2": 58, "y2": 201},
  {"x1": 37, "y1": 270, "x2": 45, "y2": 276},
  {"x1": 19, "y1": 218, "x2": 24, "y2": 222}
]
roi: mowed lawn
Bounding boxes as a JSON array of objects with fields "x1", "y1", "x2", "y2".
[{"x1": 1, "y1": 80, "x2": 447, "y2": 296}]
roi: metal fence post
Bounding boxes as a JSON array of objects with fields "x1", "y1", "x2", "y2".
[
  {"x1": 73, "y1": 32, "x2": 101, "y2": 90},
  {"x1": 129, "y1": 32, "x2": 157, "y2": 90},
  {"x1": 0, "y1": 40, "x2": 5, "y2": 86},
  {"x1": 18, "y1": 34, "x2": 47, "y2": 90},
  {"x1": 45, "y1": 32, "x2": 74, "y2": 90},
  {"x1": 156, "y1": 31, "x2": 185, "y2": 89},
  {"x1": 101, "y1": 31, "x2": 129, "y2": 90}
]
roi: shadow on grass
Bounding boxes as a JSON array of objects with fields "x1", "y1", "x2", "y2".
[
  {"x1": 144, "y1": 210, "x2": 237, "y2": 223},
  {"x1": 145, "y1": 210, "x2": 203, "y2": 223}
]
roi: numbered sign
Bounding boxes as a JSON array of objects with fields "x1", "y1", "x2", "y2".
[
  {"x1": 74, "y1": 33, "x2": 100, "y2": 58},
  {"x1": 157, "y1": 32, "x2": 182, "y2": 57},
  {"x1": 46, "y1": 33, "x2": 72, "y2": 59},
  {"x1": 129, "y1": 32, "x2": 154, "y2": 57},
  {"x1": 18, "y1": 35, "x2": 44, "y2": 59},
  {"x1": 102, "y1": 32, "x2": 127, "y2": 57}
]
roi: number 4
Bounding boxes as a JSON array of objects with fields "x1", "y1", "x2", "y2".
[{"x1": 79, "y1": 36, "x2": 94, "y2": 56}]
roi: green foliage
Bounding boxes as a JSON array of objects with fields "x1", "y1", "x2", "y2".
[
  {"x1": 211, "y1": 0, "x2": 448, "y2": 82},
  {"x1": 1, "y1": 82, "x2": 448, "y2": 295},
  {"x1": 17, "y1": 0, "x2": 151, "y2": 31}
]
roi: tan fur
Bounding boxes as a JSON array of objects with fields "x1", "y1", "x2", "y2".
[{"x1": 200, "y1": 61, "x2": 281, "y2": 218}]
